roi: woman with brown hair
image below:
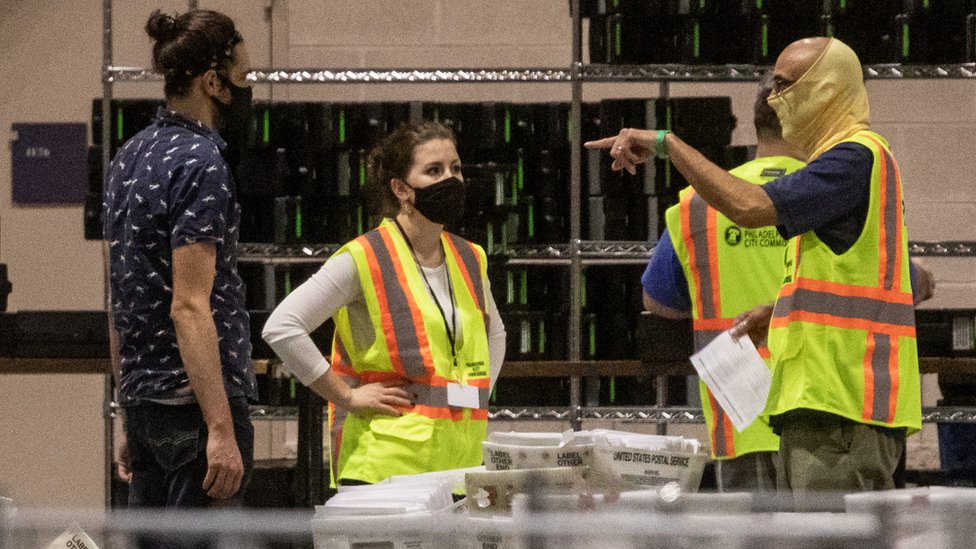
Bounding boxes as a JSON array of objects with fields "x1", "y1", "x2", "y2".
[{"x1": 263, "y1": 121, "x2": 506, "y2": 485}]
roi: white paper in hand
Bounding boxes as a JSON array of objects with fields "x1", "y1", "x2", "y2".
[{"x1": 689, "y1": 330, "x2": 771, "y2": 432}]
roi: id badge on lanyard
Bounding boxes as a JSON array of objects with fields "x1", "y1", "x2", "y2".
[{"x1": 447, "y1": 382, "x2": 480, "y2": 408}]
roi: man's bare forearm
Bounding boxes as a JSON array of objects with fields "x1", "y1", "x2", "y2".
[
  {"x1": 172, "y1": 306, "x2": 234, "y2": 434},
  {"x1": 665, "y1": 133, "x2": 778, "y2": 228}
]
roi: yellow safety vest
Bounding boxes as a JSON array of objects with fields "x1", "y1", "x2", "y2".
[
  {"x1": 766, "y1": 131, "x2": 921, "y2": 433},
  {"x1": 328, "y1": 218, "x2": 492, "y2": 484},
  {"x1": 667, "y1": 156, "x2": 806, "y2": 459}
]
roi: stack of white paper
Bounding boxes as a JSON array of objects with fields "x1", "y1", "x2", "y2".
[
  {"x1": 383, "y1": 465, "x2": 485, "y2": 494},
  {"x1": 317, "y1": 481, "x2": 454, "y2": 517},
  {"x1": 486, "y1": 430, "x2": 594, "y2": 447},
  {"x1": 689, "y1": 330, "x2": 772, "y2": 432}
]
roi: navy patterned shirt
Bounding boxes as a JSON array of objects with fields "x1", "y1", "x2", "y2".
[{"x1": 104, "y1": 107, "x2": 257, "y2": 406}]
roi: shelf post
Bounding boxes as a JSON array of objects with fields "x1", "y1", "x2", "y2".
[
  {"x1": 101, "y1": 0, "x2": 115, "y2": 510},
  {"x1": 568, "y1": 0, "x2": 584, "y2": 432}
]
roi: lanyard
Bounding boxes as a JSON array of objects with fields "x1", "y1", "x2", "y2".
[{"x1": 393, "y1": 218, "x2": 458, "y2": 370}]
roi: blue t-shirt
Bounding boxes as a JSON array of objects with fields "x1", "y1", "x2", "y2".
[
  {"x1": 643, "y1": 144, "x2": 916, "y2": 309},
  {"x1": 761, "y1": 142, "x2": 873, "y2": 253},
  {"x1": 641, "y1": 231, "x2": 691, "y2": 311},
  {"x1": 104, "y1": 107, "x2": 257, "y2": 406}
]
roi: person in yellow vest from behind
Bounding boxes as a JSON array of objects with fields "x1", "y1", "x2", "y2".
[
  {"x1": 641, "y1": 77, "x2": 805, "y2": 491},
  {"x1": 263, "y1": 121, "x2": 506, "y2": 486},
  {"x1": 588, "y1": 37, "x2": 935, "y2": 498}
]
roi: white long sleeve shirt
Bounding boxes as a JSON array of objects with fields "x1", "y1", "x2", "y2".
[{"x1": 262, "y1": 251, "x2": 507, "y2": 388}]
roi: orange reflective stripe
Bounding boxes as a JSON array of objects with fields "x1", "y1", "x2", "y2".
[
  {"x1": 875, "y1": 138, "x2": 890, "y2": 288},
  {"x1": 889, "y1": 151, "x2": 905, "y2": 292},
  {"x1": 757, "y1": 346, "x2": 771, "y2": 359},
  {"x1": 770, "y1": 310, "x2": 916, "y2": 338},
  {"x1": 356, "y1": 371, "x2": 404, "y2": 384},
  {"x1": 411, "y1": 405, "x2": 490, "y2": 422},
  {"x1": 862, "y1": 333, "x2": 876, "y2": 421},
  {"x1": 430, "y1": 373, "x2": 486, "y2": 386},
  {"x1": 331, "y1": 362, "x2": 356, "y2": 376},
  {"x1": 693, "y1": 318, "x2": 734, "y2": 331},
  {"x1": 466, "y1": 377, "x2": 491, "y2": 389},
  {"x1": 786, "y1": 278, "x2": 912, "y2": 305},
  {"x1": 887, "y1": 336, "x2": 900, "y2": 423},
  {"x1": 470, "y1": 409, "x2": 489, "y2": 420}
]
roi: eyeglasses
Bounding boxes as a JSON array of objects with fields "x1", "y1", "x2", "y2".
[{"x1": 771, "y1": 75, "x2": 795, "y2": 95}]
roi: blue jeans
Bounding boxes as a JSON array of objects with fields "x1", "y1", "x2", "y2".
[{"x1": 124, "y1": 397, "x2": 254, "y2": 548}]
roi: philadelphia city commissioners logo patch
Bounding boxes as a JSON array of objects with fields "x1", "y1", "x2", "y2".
[{"x1": 724, "y1": 226, "x2": 743, "y2": 246}]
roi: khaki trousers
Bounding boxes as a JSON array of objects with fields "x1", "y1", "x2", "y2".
[
  {"x1": 776, "y1": 411, "x2": 904, "y2": 497},
  {"x1": 716, "y1": 451, "x2": 779, "y2": 492}
]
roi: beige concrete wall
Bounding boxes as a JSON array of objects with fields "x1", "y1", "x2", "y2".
[
  {"x1": 0, "y1": 0, "x2": 973, "y2": 507},
  {"x1": 0, "y1": 0, "x2": 273, "y2": 508},
  {"x1": 0, "y1": 374, "x2": 106, "y2": 506},
  {"x1": 0, "y1": 0, "x2": 107, "y2": 510}
]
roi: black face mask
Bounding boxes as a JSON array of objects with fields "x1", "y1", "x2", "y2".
[
  {"x1": 409, "y1": 176, "x2": 466, "y2": 227},
  {"x1": 212, "y1": 74, "x2": 253, "y2": 166}
]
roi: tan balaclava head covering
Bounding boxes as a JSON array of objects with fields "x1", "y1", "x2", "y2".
[{"x1": 767, "y1": 38, "x2": 870, "y2": 162}]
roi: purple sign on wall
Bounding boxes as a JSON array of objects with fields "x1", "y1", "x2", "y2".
[{"x1": 11, "y1": 123, "x2": 88, "y2": 204}]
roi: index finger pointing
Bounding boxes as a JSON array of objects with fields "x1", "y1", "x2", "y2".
[{"x1": 583, "y1": 136, "x2": 616, "y2": 149}]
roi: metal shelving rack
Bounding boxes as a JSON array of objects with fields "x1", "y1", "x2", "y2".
[{"x1": 101, "y1": 0, "x2": 976, "y2": 506}]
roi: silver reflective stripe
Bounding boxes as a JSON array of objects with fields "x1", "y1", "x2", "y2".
[
  {"x1": 870, "y1": 333, "x2": 893, "y2": 422},
  {"x1": 363, "y1": 230, "x2": 428, "y2": 379},
  {"x1": 694, "y1": 329, "x2": 722, "y2": 353},
  {"x1": 772, "y1": 293, "x2": 789, "y2": 320},
  {"x1": 772, "y1": 288, "x2": 914, "y2": 327},
  {"x1": 688, "y1": 194, "x2": 715, "y2": 318},
  {"x1": 407, "y1": 383, "x2": 450, "y2": 407},
  {"x1": 880, "y1": 147, "x2": 898, "y2": 291},
  {"x1": 334, "y1": 334, "x2": 351, "y2": 367},
  {"x1": 406, "y1": 383, "x2": 491, "y2": 409}
]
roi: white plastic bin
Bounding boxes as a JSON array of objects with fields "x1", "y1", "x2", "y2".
[
  {"x1": 482, "y1": 441, "x2": 592, "y2": 471},
  {"x1": 589, "y1": 445, "x2": 708, "y2": 493},
  {"x1": 311, "y1": 502, "x2": 461, "y2": 549}
]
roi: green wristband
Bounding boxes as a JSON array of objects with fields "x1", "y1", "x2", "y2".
[{"x1": 655, "y1": 130, "x2": 670, "y2": 160}]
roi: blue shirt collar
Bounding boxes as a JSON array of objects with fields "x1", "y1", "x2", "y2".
[{"x1": 154, "y1": 106, "x2": 227, "y2": 151}]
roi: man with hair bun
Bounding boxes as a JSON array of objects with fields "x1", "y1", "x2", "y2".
[{"x1": 104, "y1": 8, "x2": 257, "y2": 532}]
